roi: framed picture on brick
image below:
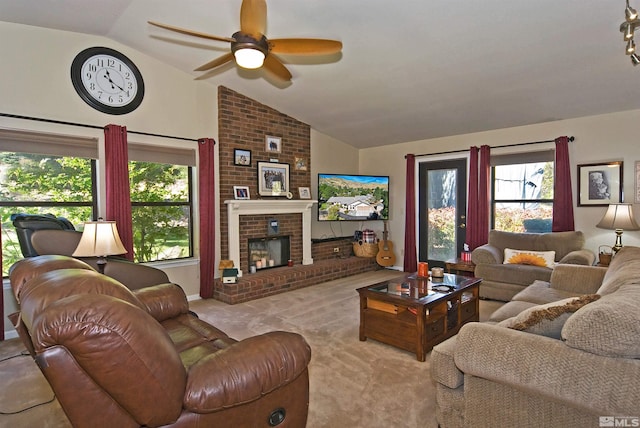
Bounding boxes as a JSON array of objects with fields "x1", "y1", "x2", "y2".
[
  {"x1": 265, "y1": 135, "x2": 282, "y2": 153},
  {"x1": 233, "y1": 186, "x2": 250, "y2": 200},
  {"x1": 234, "y1": 148, "x2": 251, "y2": 166},
  {"x1": 258, "y1": 161, "x2": 289, "y2": 196}
]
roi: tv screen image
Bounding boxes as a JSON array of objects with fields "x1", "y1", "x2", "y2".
[{"x1": 318, "y1": 174, "x2": 389, "y2": 221}]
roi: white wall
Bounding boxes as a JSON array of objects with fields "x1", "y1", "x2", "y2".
[
  {"x1": 359, "y1": 109, "x2": 640, "y2": 268},
  {"x1": 0, "y1": 22, "x2": 219, "y2": 335}
]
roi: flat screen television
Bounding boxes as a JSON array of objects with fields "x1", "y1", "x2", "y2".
[{"x1": 318, "y1": 173, "x2": 389, "y2": 221}]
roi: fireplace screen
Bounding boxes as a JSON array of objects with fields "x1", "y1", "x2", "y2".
[{"x1": 248, "y1": 236, "x2": 290, "y2": 269}]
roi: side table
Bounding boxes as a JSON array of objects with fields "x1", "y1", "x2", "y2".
[{"x1": 445, "y1": 258, "x2": 475, "y2": 276}]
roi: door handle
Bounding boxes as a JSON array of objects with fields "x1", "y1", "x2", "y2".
[{"x1": 459, "y1": 223, "x2": 466, "y2": 229}]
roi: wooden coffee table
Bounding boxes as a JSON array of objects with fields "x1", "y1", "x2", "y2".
[{"x1": 357, "y1": 273, "x2": 481, "y2": 361}]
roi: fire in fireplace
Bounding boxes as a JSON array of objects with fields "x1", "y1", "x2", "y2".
[{"x1": 248, "y1": 236, "x2": 291, "y2": 270}]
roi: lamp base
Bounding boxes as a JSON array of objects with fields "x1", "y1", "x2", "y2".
[
  {"x1": 96, "y1": 256, "x2": 107, "y2": 274},
  {"x1": 612, "y1": 229, "x2": 624, "y2": 254}
]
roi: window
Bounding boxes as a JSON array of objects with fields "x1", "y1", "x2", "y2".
[
  {"x1": 0, "y1": 129, "x2": 196, "y2": 276},
  {"x1": 127, "y1": 143, "x2": 195, "y2": 263},
  {"x1": 491, "y1": 150, "x2": 554, "y2": 233},
  {"x1": 0, "y1": 129, "x2": 98, "y2": 276}
]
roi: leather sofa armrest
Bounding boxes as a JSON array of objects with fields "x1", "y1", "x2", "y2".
[
  {"x1": 454, "y1": 323, "x2": 640, "y2": 415},
  {"x1": 101, "y1": 259, "x2": 170, "y2": 290},
  {"x1": 184, "y1": 331, "x2": 311, "y2": 413},
  {"x1": 471, "y1": 244, "x2": 502, "y2": 265},
  {"x1": 133, "y1": 283, "x2": 189, "y2": 321},
  {"x1": 558, "y1": 249, "x2": 596, "y2": 266},
  {"x1": 549, "y1": 264, "x2": 607, "y2": 294}
]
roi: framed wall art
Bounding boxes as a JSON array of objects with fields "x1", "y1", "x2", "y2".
[
  {"x1": 298, "y1": 187, "x2": 311, "y2": 199},
  {"x1": 233, "y1": 186, "x2": 250, "y2": 200},
  {"x1": 265, "y1": 135, "x2": 282, "y2": 153},
  {"x1": 234, "y1": 148, "x2": 251, "y2": 166},
  {"x1": 577, "y1": 161, "x2": 623, "y2": 206},
  {"x1": 257, "y1": 161, "x2": 290, "y2": 196},
  {"x1": 295, "y1": 156, "x2": 307, "y2": 171}
]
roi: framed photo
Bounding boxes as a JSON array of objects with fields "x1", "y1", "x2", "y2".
[
  {"x1": 298, "y1": 187, "x2": 311, "y2": 199},
  {"x1": 577, "y1": 161, "x2": 623, "y2": 206},
  {"x1": 257, "y1": 161, "x2": 290, "y2": 196},
  {"x1": 233, "y1": 186, "x2": 250, "y2": 200},
  {"x1": 234, "y1": 148, "x2": 251, "y2": 166},
  {"x1": 265, "y1": 135, "x2": 282, "y2": 153},
  {"x1": 295, "y1": 157, "x2": 308, "y2": 171}
]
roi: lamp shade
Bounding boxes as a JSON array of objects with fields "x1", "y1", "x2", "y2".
[
  {"x1": 72, "y1": 220, "x2": 128, "y2": 257},
  {"x1": 596, "y1": 204, "x2": 640, "y2": 231}
]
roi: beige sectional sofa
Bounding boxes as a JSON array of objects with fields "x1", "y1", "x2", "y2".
[
  {"x1": 471, "y1": 230, "x2": 595, "y2": 301},
  {"x1": 431, "y1": 245, "x2": 640, "y2": 428}
]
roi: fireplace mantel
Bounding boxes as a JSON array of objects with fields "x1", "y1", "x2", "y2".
[{"x1": 224, "y1": 199, "x2": 317, "y2": 271}]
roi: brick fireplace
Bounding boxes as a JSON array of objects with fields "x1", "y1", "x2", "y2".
[
  {"x1": 225, "y1": 199, "x2": 316, "y2": 273},
  {"x1": 214, "y1": 87, "x2": 381, "y2": 304}
]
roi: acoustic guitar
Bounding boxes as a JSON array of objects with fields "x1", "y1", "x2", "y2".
[{"x1": 376, "y1": 221, "x2": 396, "y2": 267}]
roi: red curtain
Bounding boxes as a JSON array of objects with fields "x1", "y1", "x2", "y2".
[
  {"x1": 552, "y1": 136, "x2": 575, "y2": 231},
  {"x1": 403, "y1": 154, "x2": 417, "y2": 272},
  {"x1": 467, "y1": 145, "x2": 491, "y2": 250},
  {"x1": 104, "y1": 124, "x2": 134, "y2": 260},
  {"x1": 198, "y1": 138, "x2": 216, "y2": 298}
]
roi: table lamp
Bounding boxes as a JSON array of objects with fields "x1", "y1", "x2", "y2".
[
  {"x1": 596, "y1": 203, "x2": 640, "y2": 253},
  {"x1": 72, "y1": 219, "x2": 128, "y2": 274}
]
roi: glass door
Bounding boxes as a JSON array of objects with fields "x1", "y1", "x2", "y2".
[{"x1": 418, "y1": 158, "x2": 468, "y2": 268}]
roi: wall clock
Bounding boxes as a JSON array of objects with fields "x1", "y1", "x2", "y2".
[{"x1": 70, "y1": 47, "x2": 145, "y2": 115}]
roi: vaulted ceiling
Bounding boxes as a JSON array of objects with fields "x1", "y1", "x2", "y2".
[{"x1": 1, "y1": 1, "x2": 638, "y2": 148}]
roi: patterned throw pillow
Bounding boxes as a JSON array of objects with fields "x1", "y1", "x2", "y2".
[
  {"x1": 503, "y1": 294, "x2": 601, "y2": 339},
  {"x1": 503, "y1": 248, "x2": 556, "y2": 268}
]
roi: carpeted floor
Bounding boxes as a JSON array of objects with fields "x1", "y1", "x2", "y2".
[{"x1": 0, "y1": 270, "x2": 503, "y2": 427}]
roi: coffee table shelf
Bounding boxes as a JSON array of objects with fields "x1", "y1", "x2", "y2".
[{"x1": 357, "y1": 273, "x2": 481, "y2": 361}]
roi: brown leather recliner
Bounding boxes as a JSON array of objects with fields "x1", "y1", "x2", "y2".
[{"x1": 10, "y1": 255, "x2": 312, "y2": 428}]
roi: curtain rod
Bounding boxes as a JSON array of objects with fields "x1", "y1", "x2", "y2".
[
  {"x1": 0, "y1": 112, "x2": 199, "y2": 142},
  {"x1": 407, "y1": 136, "x2": 574, "y2": 158}
]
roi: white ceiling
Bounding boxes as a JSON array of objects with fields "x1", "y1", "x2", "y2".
[{"x1": 1, "y1": 0, "x2": 638, "y2": 148}]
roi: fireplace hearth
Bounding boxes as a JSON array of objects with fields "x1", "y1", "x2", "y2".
[{"x1": 249, "y1": 236, "x2": 290, "y2": 270}]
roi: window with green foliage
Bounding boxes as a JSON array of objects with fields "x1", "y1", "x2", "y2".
[
  {"x1": 0, "y1": 152, "x2": 96, "y2": 276},
  {"x1": 1, "y1": 132, "x2": 196, "y2": 277},
  {"x1": 129, "y1": 161, "x2": 193, "y2": 262},
  {"x1": 491, "y1": 151, "x2": 554, "y2": 233}
]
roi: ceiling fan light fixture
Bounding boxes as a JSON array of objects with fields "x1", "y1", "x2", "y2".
[
  {"x1": 231, "y1": 31, "x2": 269, "y2": 69},
  {"x1": 234, "y1": 48, "x2": 266, "y2": 69}
]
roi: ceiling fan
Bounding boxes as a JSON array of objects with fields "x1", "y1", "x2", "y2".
[{"x1": 148, "y1": 0, "x2": 343, "y2": 82}]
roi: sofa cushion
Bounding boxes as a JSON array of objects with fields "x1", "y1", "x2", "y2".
[
  {"x1": 475, "y1": 263, "x2": 553, "y2": 288},
  {"x1": 504, "y1": 248, "x2": 555, "y2": 268},
  {"x1": 512, "y1": 280, "x2": 581, "y2": 305},
  {"x1": 562, "y1": 284, "x2": 640, "y2": 358},
  {"x1": 487, "y1": 230, "x2": 585, "y2": 260},
  {"x1": 597, "y1": 246, "x2": 640, "y2": 295},
  {"x1": 488, "y1": 300, "x2": 538, "y2": 323},
  {"x1": 501, "y1": 294, "x2": 600, "y2": 339}
]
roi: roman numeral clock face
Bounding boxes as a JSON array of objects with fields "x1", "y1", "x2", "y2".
[{"x1": 71, "y1": 47, "x2": 145, "y2": 115}]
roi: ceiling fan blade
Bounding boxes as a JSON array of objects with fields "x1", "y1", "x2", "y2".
[
  {"x1": 194, "y1": 52, "x2": 234, "y2": 72},
  {"x1": 269, "y1": 38, "x2": 343, "y2": 55},
  {"x1": 240, "y1": 0, "x2": 266, "y2": 38},
  {"x1": 148, "y1": 21, "x2": 235, "y2": 43},
  {"x1": 263, "y1": 55, "x2": 292, "y2": 81}
]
